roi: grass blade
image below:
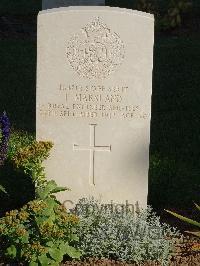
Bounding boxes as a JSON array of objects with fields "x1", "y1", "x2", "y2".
[{"x1": 165, "y1": 209, "x2": 200, "y2": 228}]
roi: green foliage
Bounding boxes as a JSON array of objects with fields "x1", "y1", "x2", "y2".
[
  {"x1": 0, "y1": 129, "x2": 81, "y2": 264},
  {"x1": 8, "y1": 130, "x2": 53, "y2": 187},
  {"x1": 35, "y1": 180, "x2": 69, "y2": 200},
  {"x1": 74, "y1": 198, "x2": 181, "y2": 266},
  {"x1": 166, "y1": 202, "x2": 200, "y2": 238},
  {"x1": 0, "y1": 184, "x2": 7, "y2": 194},
  {"x1": 136, "y1": 0, "x2": 157, "y2": 14},
  {"x1": 134, "y1": 0, "x2": 192, "y2": 30},
  {"x1": 161, "y1": 0, "x2": 192, "y2": 29},
  {"x1": 0, "y1": 190, "x2": 81, "y2": 265},
  {"x1": 7, "y1": 130, "x2": 35, "y2": 159}
]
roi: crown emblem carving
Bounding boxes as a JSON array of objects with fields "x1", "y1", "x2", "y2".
[{"x1": 66, "y1": 17, "x2": 125, "y2": 79}]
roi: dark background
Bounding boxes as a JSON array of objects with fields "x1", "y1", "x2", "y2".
[{"x1": 0, "y1": 1, "x2": 200, "y2": 223}]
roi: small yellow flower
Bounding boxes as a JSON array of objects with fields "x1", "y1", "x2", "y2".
[
  {"x1": 18, "y1": 211, "x2": 29, "y2": 221},
  {"x1": 4, "y1": 216, "x2": 13, "y2": 225},
  {"x1": 15, "y1": 227, "x2": 27, "y2": 237},
  {"x1": 69, "y1": 214, "x2": 79, "y2": 223},
  {"x1": 6, "y1": 210, "x2": 18, "y2": 217},
  {"x1": 191, "y1": 243, "x2": 200, "y2": 251}
]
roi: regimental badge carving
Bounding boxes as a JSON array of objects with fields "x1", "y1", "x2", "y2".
[{"x1": 66, "y1": 17, "x2": 125, "y2": 79}]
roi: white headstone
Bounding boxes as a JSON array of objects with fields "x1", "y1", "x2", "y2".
[
  {"x1": 36, "y1": 7, "x2": 154, "y2": 208},
  {"x1": 42, "y1": 0, "x2": 105, "y2": 10}
]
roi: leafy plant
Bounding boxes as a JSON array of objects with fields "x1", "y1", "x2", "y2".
[
  {"x1": 0, "y1": 181, "x2": 81, "y2": 265},
  {"x1": 161, "y1": 0, "x2": 192, "y2": 29},
  {"x1": 136, "y1": 0, "x2": 157, "y2": 15},
  {"x1": 12, "y1": 139, "x2": 53, "y2": 187},
  {"x1": 73, "y1": 198, "x2": 181, "y2": 266},
  {"x1": 0, "y1": 128, "x2": 81, "y2": 265},
  {"x1": 166, "y1": 202, "x2": 200, "y2": 238},
  {"x1": 5, "y1": 130, "x2": 53, "y2": 187}
]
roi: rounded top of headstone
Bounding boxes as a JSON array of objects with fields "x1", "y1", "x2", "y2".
[{"x1": 39, "y1": 6, "x2": 154, "y2": 20}]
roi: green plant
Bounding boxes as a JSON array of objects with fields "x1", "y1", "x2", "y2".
[
  {"x1": 0, "y1": 180, "x2": 81, "y2": 265},
  {"x1": 0, "y1": 129, "x2": 81, "y2": 265},
  {"x1": 161, "y1": 0, "x2": 192, "y2": 29},
  {"x1": 1, "y1": 130, "x2": 53, "y2": 189},
  {"x1": 136, "y1": 0, "x2": 157, "y2": 14},
  {"x1": 0, "y1": 130, "x2": 37, "y2": 213},
  {"x1": 166, "y1": 202, "x2": 200, "y2": 238},
  {"x1": 0, "y1": 184, "x2": 7, "y2": 193},
  {"x1": 73, "y1": 198, "x2": 181, "y2": 266}
]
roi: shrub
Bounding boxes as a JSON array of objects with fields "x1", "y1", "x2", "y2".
[
  {"x1": 0, "y1": 128, "x2": 81, "y2": 265},
  {"x1": 73, "y1": 198, "x2": 181, "y2": 266},
  {"x1": 7, "y1": 130, "x2": 53, "y2": 187},
  {"x1": 161, "y1": 0, "x2": 192, "y2": 29},
  {"x1": 136, "y1": 0, "x2": 157, "y2": 15},
  {"x1": 0, "y1": 181, "x2": 81, "y2": 265},
  {"x1": 0, "y1": 130, "x2": 53, "y2": 213}
]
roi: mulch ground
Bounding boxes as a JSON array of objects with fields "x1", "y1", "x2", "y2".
[
  {"x1": 62, "y1": 237, "x2": 200, "y2": 265},
  {"x1": 1, "y1": 235, "x2": 200, "y2": 266},
  {"x1": 62, "y1": 254, "x2": 200, "y2": 265}
]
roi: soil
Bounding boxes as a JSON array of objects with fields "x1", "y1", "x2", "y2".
[
  {"x1": 1, "y1": 235, "x2": 200, "y2": 266},
  {"x1": 62, "y1": 254, "x2": 200, "y2": 265},
  {"x1": 62, "y1": 236, "x2": 200, "y2": 265}
]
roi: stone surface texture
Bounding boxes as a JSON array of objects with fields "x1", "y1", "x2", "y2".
[
  {"x1": 36, "y1": 7, "x2": 154, "y2": 208},
  {"x1": 42, "y1": 0, "x2": 105, "y2": 10}
]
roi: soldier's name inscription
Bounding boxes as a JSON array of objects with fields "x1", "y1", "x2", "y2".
[{"x1": 38, "y1": 83, "x2": 148, "y2": 120}]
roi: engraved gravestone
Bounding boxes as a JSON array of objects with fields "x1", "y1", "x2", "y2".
[
  {"x1": 36, "y1": 7, "x2": 154, "y2": 208},
  {"x1": 42, "y1": 0, "x2": 105, "y2": 10}
]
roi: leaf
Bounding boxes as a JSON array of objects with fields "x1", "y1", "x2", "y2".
[
  {"x1": 170, "y1": 18, "x2": 176, "y2": 27},
  {"x1": 41, "y1": 208, "x2": 54, "y2": 217},
  {"x1": 194, "y1": 202, "x2": 200, "y2": 211},
  {"x1": 38, "y1": 254, "x2": 53, "y2": 265},
  {"x1": 64, "y1": 245, "x2": 81, "y2": 259},
  {"x1": 21, "y1": 234, "x2": 29, "y2": 244},
  {"x1": 36, "y1": 180, "x2": 69, "y2": 200},
  {"x1": 71, "y1": 234, "x2": 79, "y2": 242},
  {"x1": 0, "y1": 184, "x2": 7, "y2": 194},
  {"x1": 59, "y1": 241, "x2": 69, "y2": 253},
  {"x1": 58, "y1": 242, "x2": 81, "y2": 259},
  {"x1": 36, "y1": 180, "x2": 57, "y2": 199},
  {"x1": 6, "y1": 245, "x2": 17, "y2": 258},
  {"x1": 178, "y1": 1, "x2": 184, "y2": 9},
  {"x1": 35, "y1": 216, "x2": 47, "y2": 226},
  {"x1": 165, "y1": 210, "x2": 200, "y2": 228},
  {"x1": 51, "y1": 186, "x2": 69, "y2": 194},
  {"x1": 46, "y1": 241, "x2": 54, "y2": 248},
  {"x1": 176, "y1": 14, "x2": 181, "y2": 25},
  {"x1": 48, "y1": 248, "x2": 63, "y2": 262},
  {"x1": 45, "y1": 197, "x2": 58, "y2": 208},
  {"x1": 29, "y1": 262, "x2": 38, "y2": 266},
  {"x1": 185, "y1": 231, "x2": 200, "y2": 238}
]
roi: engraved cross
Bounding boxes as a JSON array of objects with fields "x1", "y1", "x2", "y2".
[{"x1": 73, "y1": 124, "x2": 111, "y2": 186}]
